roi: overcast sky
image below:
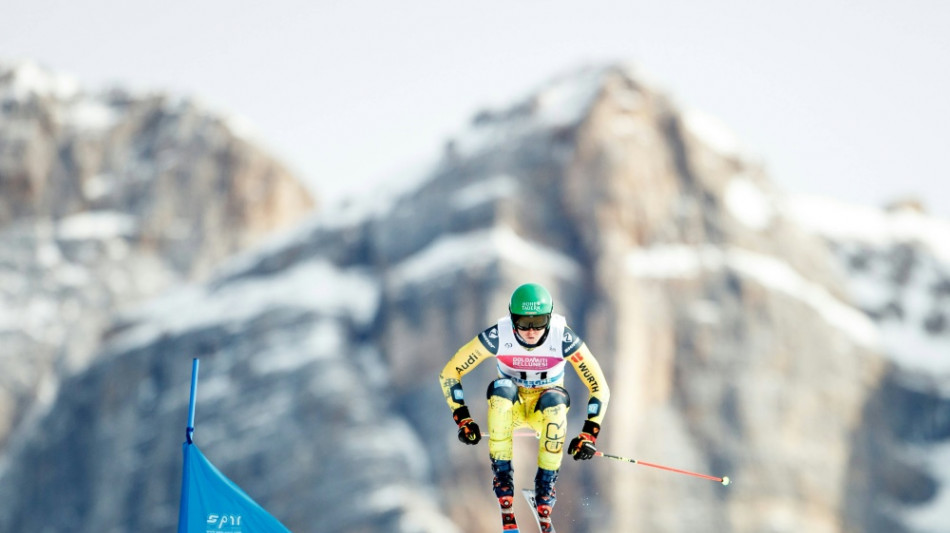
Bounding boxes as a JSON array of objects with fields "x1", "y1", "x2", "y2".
[{"x1": 3, "y1": 1, "x2": 948, "y2": 218}]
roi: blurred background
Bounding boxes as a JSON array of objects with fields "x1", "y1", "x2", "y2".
[
  {"x1": 4, "y1": 0, "x2": 949, "y2": 215},
  {"x1": 1, "y1": 2, "x2": 949, "y2": 532}
]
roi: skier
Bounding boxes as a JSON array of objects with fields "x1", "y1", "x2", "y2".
[{"x1": 438, "y1": 283, "x2": 610, "y2": 532}]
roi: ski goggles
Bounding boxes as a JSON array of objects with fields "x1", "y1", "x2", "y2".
[{"x1": 512, "y1": 313, "x2": 551, "y2": 331}]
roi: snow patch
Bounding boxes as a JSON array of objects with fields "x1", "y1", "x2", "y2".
[
  {"x1": 881, "y1": 320, "x2": 950, "y2": 375},
  {"x1": 725, "y1": 176, "x2": 774, "y2": 230},
  {"x1": 56, "y1": 211, "x2": 137, "y2": 241},
  {"x1": 222, "y1": 112, "x2": 262, "y2": 142},
  {"x1": 35, "y1": 242, "x2": 62, "y2": 267},
  {"x1": 61, "y1": 99, "x2": 118, "y2": 132},
  {"x1": 450, "y1": 174, "x2": 519, "y2": 211},
  {"x1": 532, "y1": 66, "x2": 604, "y2": 129},
  {"x1": 2, "y1": 60, "x2": 80, "y2": 100},
  {"x1": 17, "y1": 298, "x2": 60, "y2": 339},
  {"x1": 682, "y1": 109, "x2": 743, "y2": 156},
  {"x1": 388, "y1": 226, "x2": 582, "y2": 289},
  {"x1": 787, "y1": 195, "x2": 950, "y2": 375},
  {"x1": 106, "y1": 259, "x2": 380, "y2": 356},
  {"x1": 249, "y1": 319, "x2": 344, "y2": 375},
  {"x1": 199, "y1": 374, "x2": 234, "y2": 404},
  {"x1": 786, "y1": 194, "x2": 950, "y2": 265},
  {"x1": 82, "y1": 174, "x2": 117, "y2": 201},
  {"x1": 449, "y1": 66, "x2": 607, "y2": 159},
  {"x1": 625, "y1": 245, "x2": 881, "y2": 348}
]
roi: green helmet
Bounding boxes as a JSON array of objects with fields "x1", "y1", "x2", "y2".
[{"x1": 509, "y1": 283, "x2": 553, "y2": 316}]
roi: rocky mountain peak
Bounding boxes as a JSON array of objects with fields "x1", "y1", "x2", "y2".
[
  {"x1": 0, "y1": 59, "x2": 316, "y2": 476},
  {"x1": 1, "y1": 61, "x2": 947, "y2": 533}
]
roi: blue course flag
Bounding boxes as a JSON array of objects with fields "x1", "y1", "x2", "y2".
[
  {"x1": 178, "y1": 442, "x2": 292, "y2": 533},
  {"x1": 178, "y1": 359, "x2": 290, "y2": 532}
]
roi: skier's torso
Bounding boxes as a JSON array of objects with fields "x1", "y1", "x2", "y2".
[
  {"x1": 439, "y1": 312, "x2": 608, "y2": 425},
  {"x1": 492, "y1": 315, "x2": 569, "y2": 389}
]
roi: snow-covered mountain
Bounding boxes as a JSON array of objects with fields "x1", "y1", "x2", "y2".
[
  {"x1": 1, "y1": 60, "x2": 947, "y2": 532},
  {"x1": 786, "y1": 196, "x2": 950, "y2": 532},
  {"x1": 0, "y1": 58, "x2": 314, "y2": 490},
  {"x1": 788, "y1": 197, "x2": 950, "y2": 376}
]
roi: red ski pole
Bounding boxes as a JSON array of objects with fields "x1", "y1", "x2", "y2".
[{"x1": 594, "y1": 452, "x2": 731, "y2": 486}]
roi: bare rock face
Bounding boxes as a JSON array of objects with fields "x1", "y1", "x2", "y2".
[
  {"x1": 375, "y1": 65, "x2": 889, "y2": 532},
  {"x1": 0, "y1": 60, "x2": 314, "y2": 462},
  {"x1": 0, "y1": 62, "x2": 941, "y2": 533},
  {"x1": 0, "y1": 60, "x2": 313, "y2": 266}
]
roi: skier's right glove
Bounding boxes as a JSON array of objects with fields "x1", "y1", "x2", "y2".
[{"x1": 453, "y1": 406, "x2": 481, "y2": 445}]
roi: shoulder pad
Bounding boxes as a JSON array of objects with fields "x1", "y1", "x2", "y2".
[
  {"x1": 561, "y1": 325, "x2": 583, "y2": 356},
  {"x1": 478, "y1": 325, "x2": 500, "y2": 354}
]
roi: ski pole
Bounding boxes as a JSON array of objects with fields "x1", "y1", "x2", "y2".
[{"x1": 594, "y1": 452, "x2": 731, "y2": 486}]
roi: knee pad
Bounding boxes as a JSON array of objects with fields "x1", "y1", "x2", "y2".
[
  {"x1": 487, "y1": 378, "x2": 519, "y2": 403},
  {"x1": 535, "y1": 386, "x2": 570, "y2": 412}
]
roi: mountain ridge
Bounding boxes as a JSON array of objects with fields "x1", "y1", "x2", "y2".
[
  {"x1": 0, "y1": 58, "x2": 316, "y2": 482},
  {"x1": 2, "y1": 61, "x2": 948, "y2": 532}
]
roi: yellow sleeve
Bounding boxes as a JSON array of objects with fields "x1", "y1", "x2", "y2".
[
  {"x1": 567, "y1": 343, "x2": 610, "y2": 424},
  {"x1": 438, "y1": 335, "x2": 495, "y2": 412}
]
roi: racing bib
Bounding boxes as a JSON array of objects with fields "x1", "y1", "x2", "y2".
[{"x1": 495, "y1": 314, "x2": 567, "y2": 388}]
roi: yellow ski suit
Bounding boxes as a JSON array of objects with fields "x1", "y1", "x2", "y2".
[{"x1": 439, "y1": 313, "x2": 609, "y2": 471}]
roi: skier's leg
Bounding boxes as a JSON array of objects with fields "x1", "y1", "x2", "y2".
[
  {"x1": 486, "y1": 378, "x2": 520, "y2": 498},
  {"x1": 534, "y1": 467, "x2": 559, "y2": 533},
  {"x1": 528, "y1": 386, "x2": 569, "y2": 532},
  {"x1": 531, "y1": 386, "x2": 570, "y2": 473}
]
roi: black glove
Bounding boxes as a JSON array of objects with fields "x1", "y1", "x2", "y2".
[
  {"x1": 453, "y1": 406, "x2": 481, "y2": 445},
  {"x1": 569, "y1": 420, "x2": 600, "y2": 460}
]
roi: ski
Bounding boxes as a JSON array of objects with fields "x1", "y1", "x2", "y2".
[
  {"x1": 521, "y1": 489, "x2": 555, "y2": 533},
  {"x1": 498, "y1": 495, "x2": 520, "y2": 532}
]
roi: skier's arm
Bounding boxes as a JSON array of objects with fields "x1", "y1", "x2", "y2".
[
  {"x1": 438, "y1": 335, "x2": 493, "y2": 412},
  {"x1": 566, "y1": 343, "x2": 610, "y2": 425},
  {"x1": 438, "y1": 326, "x2": 497, "y2": 444},
  {"x1": 564, "y1": 328, "x2": 610, "y2": 460}
]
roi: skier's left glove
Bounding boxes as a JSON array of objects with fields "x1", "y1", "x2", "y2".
[
  {"x1": 569, "y1": 420, "x2": 600, "y2": 460},
  {"x1": 453, "y1": 406, "x2": 481, "y2": 445}
]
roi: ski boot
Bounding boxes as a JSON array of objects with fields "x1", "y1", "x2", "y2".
[
  {"x1": 534, "y1": 467, "x2": 558, "y2": 533},
  {"x1": 492, "y1": 459, "x2": 518, "y2": 531}
]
